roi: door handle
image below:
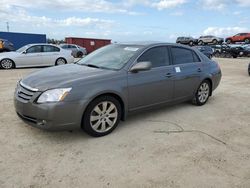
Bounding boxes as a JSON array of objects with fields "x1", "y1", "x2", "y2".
[
  {"x1": 197, "y1": 68, "x2": 202, "y2": 72},
  {"x1": 165, "y1": 73, "x2": 173, "y2": 78}
]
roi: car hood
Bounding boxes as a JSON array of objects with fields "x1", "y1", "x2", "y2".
[{"x1": 21, "y1": 64, "x2": 115, "y2": 91}]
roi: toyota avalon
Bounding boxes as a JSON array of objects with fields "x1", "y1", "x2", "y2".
[{"x1": 14, "y1": 42, "x2": 222, "y2": 137}]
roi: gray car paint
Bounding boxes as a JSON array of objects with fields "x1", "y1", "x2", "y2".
[{"x1": 14, "y1": 42, "x2": 222, "y2": 131}]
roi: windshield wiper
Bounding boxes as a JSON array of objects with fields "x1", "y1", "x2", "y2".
[{"x1": 80, "y1": 64, "x2": 100, "y2": 69}]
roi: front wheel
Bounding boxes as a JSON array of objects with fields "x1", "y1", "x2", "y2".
[
  {"x1": 0, "y1": 59, "x2": 14, "y2": 69},
  {"x1": 192, "y1": 80, "x2": 211, "y2": 106},
  {"x1": 244, "y1": 38, "x2": 250, "y2": 44},
  {"x1": 82, "y1": 96, "x2": 121, "y2": 137}
]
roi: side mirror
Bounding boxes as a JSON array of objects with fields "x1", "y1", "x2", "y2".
[
  {"x1": 130, "y1": 61, "x2": 152, "y2": 73},
  {"x1": 22, "y1": 51, "x2": 27, "y2": 54}
]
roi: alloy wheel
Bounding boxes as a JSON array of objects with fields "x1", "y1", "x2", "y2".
[
  {"x1": 1, "y1": 59, "x2": 13, "y2": 69},
  {"x1": 90, "y1": 101, "x2": 118, "y2": 133},
  {"x1": 56, "y1": 58, "x2": 66, "y2": 65},
  {"x1": 198, "y1": 83, "x2": 210, "y2": 103}
]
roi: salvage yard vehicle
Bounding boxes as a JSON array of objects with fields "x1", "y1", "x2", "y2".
[
  {"x1": 198, "y1": 35, "x2": 224, "y2": 45},
  {"x1": 226, "y1": 33, "x2": 250, "y2": 44},
  {"x1": 0, "y1": 44, "x2": 74, "y2": 69},
  {"x1": 14, "y1": 42, "x2": 222, "y2": 137},
  {"x1": 176, "y1": 36, "x2": 198, "y2": 46},
  {"x1": 0, "y1": 38, "x2": 15, "y2": 52},
  {"x1": 194, "y1": 46, "x2": 214, "y2": 58},
  {"x1": 60, "y1": 44, "x2": 87, "y2": 58}
]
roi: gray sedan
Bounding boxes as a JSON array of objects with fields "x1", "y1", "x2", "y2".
[{"x1": 14, "y1": 42, "x2": 222, "y2": 137}]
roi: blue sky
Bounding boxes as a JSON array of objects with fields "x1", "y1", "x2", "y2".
[{"x1": 0, "y1": 0, "x2": 250, "y2": 42}]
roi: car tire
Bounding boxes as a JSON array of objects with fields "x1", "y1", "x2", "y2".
[
  {"x1": 212, "y1": 39, "x2": 218, "y2": 44},
  {"x1": 77, "y1": 51, "x2": 83, "y2": 58},
  {"x1": 244, "y1": 38, "x2": 250, "y2": 44},
  {"x1": 226, "y1": 39, "x2": 232, "y2": 44},
  {"x1": 0, "y1": 59, "x2": 15, "y2": 69},
  {"x1": 192, "y1": 80, "x2": 211, "y2": 106},
  {"x1": 82, "y1": 96, "x2": 122, "y2": 137},
  {"x1": 198, "y1": 40, "x2": 203, "y2": 45},
  {"x1": 55, "y1": 58, "x2": 67, "y2": 66},
  {"x1": 189, "y1": 41, "x2": 193, "y2": 46},
  {"x1": 213, "y1": 51, "x2": 220, "y2": 58}
]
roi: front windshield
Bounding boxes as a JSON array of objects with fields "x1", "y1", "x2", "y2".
[
  {"x1": 16, "y1": 44, "x2": 32, "y2": 53},
  {"x1": 77, "y1": 44, "x2": 143, "y2": 70}
]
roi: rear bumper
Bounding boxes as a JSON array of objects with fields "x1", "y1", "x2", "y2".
[{"x1": 14, "y1": 96, "x2": 88, "y2": 131}]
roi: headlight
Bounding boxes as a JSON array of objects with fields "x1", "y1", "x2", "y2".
[{"x1": 37, "y1": 88, "x2": 72, "y2": 103}]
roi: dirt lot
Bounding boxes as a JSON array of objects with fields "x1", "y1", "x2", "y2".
[{"x1": 0, "y1": 58, "x2": 250, "y2": 188}]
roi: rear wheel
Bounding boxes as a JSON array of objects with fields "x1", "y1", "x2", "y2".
[
  {"x1": 226, "y1": 39, "x2": 232, "y2": 44},
  {"x1": 76, "y1": 51, "x2": 83, "y2": 58},
  {"x1": 244, "y1": 38, "x2": 250, "y2": 44},
  {"x1": 0, "y1": 59, "x2": 14, "y2": 69},
  {"x1": 192, "y1": 80, "x2": 211, "y2": 106},
  {"x1": 212, "y1": 39, "x2": 218, "y2": 44},
  {"x1": 198, "y1": 40, "x2": 203, "y2": 45},
  {"x1": 55, "y1": 58, "x2": 67, "y2": 66},
  {"x1": 82, "y1": 96, "x2": 121, "y2": 137},
  {"x1": 189, "y1": 41, "x2": 194, "y2": 46}
]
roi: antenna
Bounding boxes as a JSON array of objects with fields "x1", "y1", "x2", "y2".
[{"x1": 6, "y1": 22, "x2": 9, "y2": 32}]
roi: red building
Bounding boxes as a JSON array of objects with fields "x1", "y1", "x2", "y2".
[{"x1": 65, "y1": 37, "x2": 111, "y2": 53}]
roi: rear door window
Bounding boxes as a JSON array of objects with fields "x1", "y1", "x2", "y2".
[
  {"x1": 43, "y1": 45, "x2": 60, "y2": 52},
  {"x1": 171, "y1": 47, "x2": 200, "y2": 65}
]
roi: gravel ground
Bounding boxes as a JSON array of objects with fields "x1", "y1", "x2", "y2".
[{"x1": 0, "y1": 58, "x2": 250, "y2": 188}]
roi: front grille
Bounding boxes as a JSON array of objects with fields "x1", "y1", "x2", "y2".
[{"x1": 16, "y1": 82, "x2": 37, "y2": 102}]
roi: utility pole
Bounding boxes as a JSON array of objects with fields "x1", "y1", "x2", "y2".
[{"x1": 6, "y1": 22, "x2": 9, "y2": 32}]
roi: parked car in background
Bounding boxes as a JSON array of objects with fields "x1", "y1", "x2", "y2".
[
  {"x1": 0, "y1": 39, "x2": 15, "y2": 52},
  {"x1": 14, "y1": 42, "x2": 221, "y2": 137},
  {"x1": 60, "y1": 44, "x2": 87, "y2": 58},
  {"x1": 194, "y1": 46, "x2": 214, "y2": 58},
  {"x1": 176, "y1": 37, "x2": 198, "y2": 46},
  {"x1": 198, "y1": 35, "x2": 224, "y2": 45},
  {"x1": 0, "y1": 44, "x2": 74, "y2": 69},
  {"x1": 226, "y1": 33, "x2": 250, "y2": 44}
]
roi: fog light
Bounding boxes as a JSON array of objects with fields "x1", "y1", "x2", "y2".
[{"x1": 37, "y1": 120, "x2": 47, "y2": 126}]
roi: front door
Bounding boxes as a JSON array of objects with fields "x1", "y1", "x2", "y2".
[
  {"x1": 16, "y1": 45, "x2": 43, "y2": 67},
  {"x1": 128, "y1": 46, "x2": 174, "y2": 111}
]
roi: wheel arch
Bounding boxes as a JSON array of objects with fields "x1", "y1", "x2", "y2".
[
  {"x1": 81, "y1": 92, "x2": 126, "y2": 127},
  {"x1": 55, "y1": 57, "x2": 67, "y2": 65},
  {"x1": 0, "y1": 58, "x2": 16, "y2": 68}
]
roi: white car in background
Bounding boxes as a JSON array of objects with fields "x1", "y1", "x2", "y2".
[
  {"x1": 0, "y1": 44, "x2": 74, "y2": 69},
  {"x1": 60, "y1": 44, "x2": 87, "y2": 58}
]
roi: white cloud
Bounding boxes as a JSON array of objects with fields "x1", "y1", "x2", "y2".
[
  {"x1": 236, "y1": 0, "x2": 250, "y2": 7},
  {"x1": 152, "y1": 0, "x2": 187, "y2": 10},
  {"x1": 199, "y1": 0, "x2": 228, "y2": 10},
  {"x1": 203, "y1": 27, "x2": 248, "y2": 37},
  {"x1": 0, "y1": 6, "x2": 114, "y2": 29},
  {"x1": 170, "y1": 11, "x2": 184, "y2": 16},
  {"x1": 0, "y1": 0, "x2": 142, "y2": 15}
]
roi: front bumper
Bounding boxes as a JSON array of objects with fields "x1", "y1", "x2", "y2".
[{"x1": 14, "y1": 84, "x2": 87, "y2": 131}]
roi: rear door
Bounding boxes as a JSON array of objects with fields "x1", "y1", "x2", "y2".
[
  {"x1": 42, "y1": 45, "x2": 61, "y2": 66},
  {"x1": 128, "y1": 46, "x2": 174, "y2": 110},
  {"x1": 170, "y1": 46, "x2": 202, "y2": 100}
]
